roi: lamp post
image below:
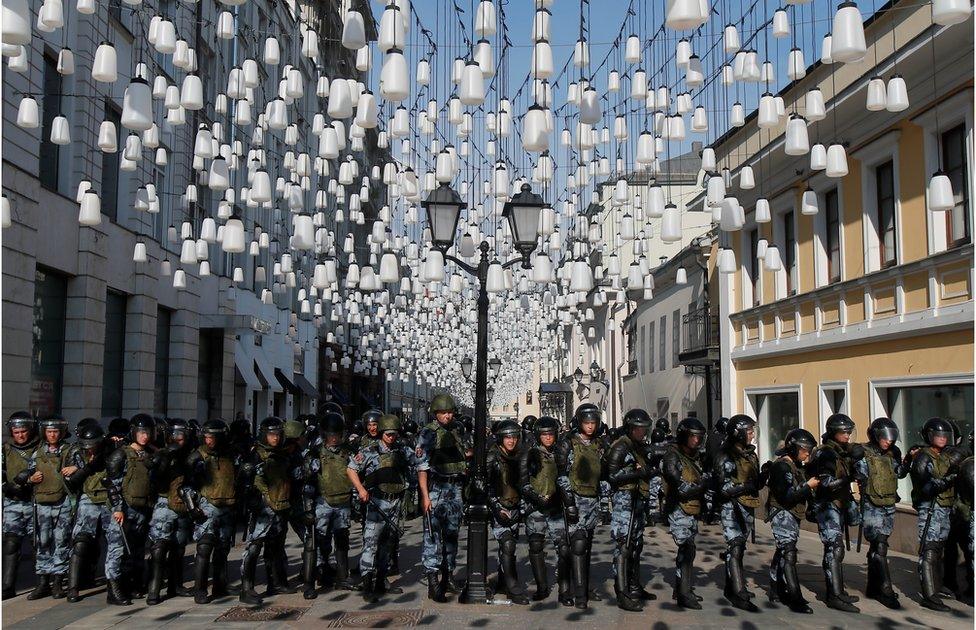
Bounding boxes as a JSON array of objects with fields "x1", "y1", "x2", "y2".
[{"x1": 422, "y1": 181, "x2": 545, "y2": 603}]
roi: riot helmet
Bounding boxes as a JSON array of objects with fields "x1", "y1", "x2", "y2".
[
  {"x1": 675, "y1": 417, "x2": 706, "y2": 449},
  {"x1": 726, "y1": 414, "x2": 756, "y2": 446},
  {"x1": 920, "y1": 417, "x2": 955, "y2": 447},
  {"x1": 867, "y1": 417, "x2": 899, "y2": 446}
]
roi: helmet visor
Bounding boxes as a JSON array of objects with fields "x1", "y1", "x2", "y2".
[{"x1": 874, "y1": 426, "x2": 898, "y2": 443}]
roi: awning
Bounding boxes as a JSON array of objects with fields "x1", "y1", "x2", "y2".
[
  {"x1": 274, "y1": 368, "x2": 298, "y2": 395},
  {"x1": 292, "y1": 372, "x2": 320, "y2": 399},
  {"x1": 234, "y1": 347, "x2": 262, "y2": 391},
  {"x1": 253, "y1": 350, "x2": 283, "y2": 392}
]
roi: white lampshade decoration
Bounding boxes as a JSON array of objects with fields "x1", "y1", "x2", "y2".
[
  {"x1": 661, "y1": 204, "x2": 682, "y2": 242},
  {"x1": 755, "y1": 198, "x2": 771, "y2": 223},
  {"x1": 866, "y1": 76, "x2": 887, "y2": 111},
  {"x1": 723, "y1": 24, "x2": 740, "y2": 54},
  {"x1": 932, "y1": 0, "x2": 972, "y2": 25},
  {"x1": 173, "y1": 269, "x2": 187, "y2": 289},
  {"x1": 885, "y1": 75, "x2": 909, "y2": 112},
  {"x1": 16, "y1": 97, "x2": 39, "y2": 128},
  {"x1": 181, "y1": 74, "x2": 204, "y2": 110},
  {"x1": 773, "y1": 9, "x2": 790, "y2": 37},
  {"x1": 739, "y1": 165, "x2": 755, "y2": 190},
  {"x1": 78, "y1": 190, "x2": 101, "y2": 225},
  {"x1": 459, "y1": 60, "x2": 485, "y2": 106},
  {"x1": 341, "y1": 10, "x2": 367, "y2": 49},
  {"x1": 806, "y1": 88, "x2": 826, "y2": 121},
  {"x1": 801, "y1": 189, "x2": 820, "y2": 215},
  {"x1": 821, "y1": 33, "x2": 834, "y2": 64},
  {"x1": 97, "y1": 120, "x2": 117, "y2": 152},
  {"x1": 2, "y1": 0, "x2": 32, "y2": 46},
  {"x1": 831, "y1": 2, "x2": 867, "y2": 63},
  {"x1": 718, "y1": 248, "x2": 737, "y2": 274},
  {"x1": 91, "y1": 42, "x2": 117, "y2": 83},
  {"x1": 378, "y1": 3, "x2": 406, "y2": 52},
  {"x1": 675, "y1": 267, "x2": 688, "y2": 285},
  {"x1": 625, "y1": 34, "x2": 641, "y2": 62},
  {"x1": 785, "y1": 116, "x2": 809, "y2": 155},
  {"x1": 787, "y1": 48, "x2": 806, "y2": 81},
  {"x1": 810, "y1": 143, "x2": 828, "y2": 170},
  {"x1": 927, "y1": 172, "x2": 955, "y2": 212},
  {"x1": 57, "y1": 48, "x2": 74, "y2": 74},
  {"x1": 380, "y1": 49, "x2": 410, "y2": 102},
  {"x1": 666, "y1": 0, "x2": 710, "y2": 30},
  {"x1": 222, "y1": 215, "x2": 246, "y2": 253},
  {"x1": 764, "y1": 245, "x2": 782, "y2": 271},
  {"x1": 579, "y1": 88, "x2": 601, "y2": 124},
  {"x1": 133, "y1": 242, "x2": 148, "y2": 263},
  {"x1": 825, "y1": 144, "x2": 849, "y2": 178},
  {"x1": 121, "y1": 78, "x2": 153, "y2": 131},
  {"x1": 50, "y1": 116, "x2": 71, "y2": 144}
]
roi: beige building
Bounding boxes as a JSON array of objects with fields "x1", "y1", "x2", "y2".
[{"x1": 704, "y1": 0, "x2": 973, "y2": 551}]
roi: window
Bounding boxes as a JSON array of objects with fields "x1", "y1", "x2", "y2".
[
  {"x1": 639, "y1": 325, "x2": 646, "y2": 373},
  {"x1": 101, "y1": 100, "x2": 121, "y2": 222},
  {"x1": 40, "y1": 51, "x2": 62, "y2": 192},
  {"x1": 942, "y1": 124, "x2": 971, "y2": 247},
  {"x1": 197, "y1": 329, "x2": 224, "y2": 420},
  {"x1": 101, "y1": 291, "x2": 128, "y2": 417},
  {"x1": 748, "y1": 229, "x2": 760, "y2": 306},
  {"x1": 884, "y1": 383, "x2": 973, "y2": 503},
  {"x1": 626, "y1": 321, "x2": 637, "y2": 374},
  {"x1": 825, "y1": 189, "x2": 842, "y2": 282},
  {"x1": 672, "y1": 309, "x2": 681, "y2": 368},
  {"x1": 647, "y1": 321, "x2": 655, "y2": 373},
  {"x1": 659, "y1": 315, "x2": 667, "y2": 371},
  {"x1": 876, "y1": 160, "x2": 897, "y2": 268},
  {"x1": 30, "y1": 268, "x2": 67, "y2": 416},
  {"x1": 784, "y1": 210, "x2": 797, "y2": 295},
  {"x1": 656, "y1": 398, "x2": 670, "y2": 420},
  {"x1": 154, "y1": 308, "x2": 172, "y2": 415},
  {"x1": 754, "y1": 391, "x2": 800, "y2": 463}
]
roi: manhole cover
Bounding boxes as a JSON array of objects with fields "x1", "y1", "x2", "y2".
[
  {"x1": 329, "y1": 609, "x2": 424, "y2": 628},
  {"x1": 215, "y1": 606, "x2": 309, "y2": 622}
]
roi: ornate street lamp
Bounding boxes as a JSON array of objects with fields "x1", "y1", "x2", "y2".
[
  {"x1": 502, "y1": 183, "x2": 545, "y2": 265},
  {"x1": 421, "y1": 183, "x2": 466, "y2": 251},
  {"x1": 488, "y1": 357, "x2": 502, "y2": 380},
  {"x1": 461, "y1": 356, "x2": 474, "y2": 380}
]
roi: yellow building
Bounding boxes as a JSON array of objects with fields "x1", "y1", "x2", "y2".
[{"x1": 699, "y1": 2, "x2": 973, "y2": 551}]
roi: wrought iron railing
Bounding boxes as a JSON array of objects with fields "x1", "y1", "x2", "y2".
[{"x1": 682, "y1": 305, "x2": 719, "y2": 355}]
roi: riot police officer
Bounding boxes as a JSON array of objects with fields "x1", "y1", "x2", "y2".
[
  {"x1": 807, "y1": 414, "x2": 862, "y2": 612},
  {"x1": 347, "y1": 414, "x2": 420, "y2": 603},
  {"x1": 28, "y1": 414, "x2": 76, "y2": 600},
  {"x1": 182, "y1": 419, "x2": 239, "y2": 604},
  {"x1": 911, "y1": 417, "x2": 961, "y2": 611},
  {"x1": 714, "y1": 415, "x2": 762, "y2": 612},
  {"x1": 766, "y1": 428, "x2": 819, "y2": 613},
  {"x1": 854, "y1": 417, "x2": 912, "y2": 609},
  {"x1": 663, "y1": 417, "x2": 708, "y2": 610},
  {"x1": 104, "y1": 414, "x2": 157, "y2": 605},
  {"x1": 417, "y1": 394, "x2": 469, "y2": 600},
  {"x1": 302, "y1": 412, "x2": 357, "y2": 599},
  {"x1": 358, "y1": 409, "x2": 383, "y2": 451},
  {"x1": 955, "y1": 442, "x2": 974, "y2": 603},
  {"x1": 64, "y1": 423, "x2": 111, "y2": 603},
  {"x1": 239, "y1": 417, "x2": 302, "y2": 605},
  {"x1": 519, "y1": 416, "x2": 568, "y2": 604},
  {"x1": 555, "y1": 403, "x2": 605, "y2": 610},
  {"x1": 605, "y1": 408, "x2": 656, "y2": 612},
  {"x1": 145, "y1": 418, "x2": 195, "y2": 605},
  {"x1": 2, "y1": 411, "x2": 39, "y2": 599},
  {"x1": 487, "y1": 420, "x2": 527, "y2": 604},
  {"x1": 521, "y1": 415, "x2": 538, "y2": 448}
]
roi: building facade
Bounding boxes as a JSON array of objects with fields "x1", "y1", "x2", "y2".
[{"x1": 707, "y1": 0, "x2": 973, "y2": 552}]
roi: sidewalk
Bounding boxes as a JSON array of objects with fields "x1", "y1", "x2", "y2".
[{"x1": 3, "y1": 517, "x2": 972, "y2": 629}]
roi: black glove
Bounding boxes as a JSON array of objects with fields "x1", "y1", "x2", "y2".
[
  {"x1": 564, "y1": 505, "x2": 579, "y2": 525},
  {"x1": 12, "y1": 470, "x2": 30, "y2": 486},
  {"x1": 849, "y1": 444, "x2": 866, "y2": 461},
  {"x1": 889, "y1": 445, "x2": 903, "y2": 462},
  {"x1": 942, "y1": 472, "x2": 959, "y2": 488},
  {"x1": 191, "y1": 506, "x2": 207, "y2": 524}
]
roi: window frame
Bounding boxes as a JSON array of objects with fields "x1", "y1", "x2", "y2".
[
  {"x1": 647, "y1": 321, "x2": 655, "y2": 374},
  {"x1": 854, "y1": 130, "x2": 903, "y2": 273},
  {"x1": 658, "y1": 315, "x2": 667, "y2": 372},
  {"x1": 783, "y1": 209, "x2": 797, "y2": 295},
  {"x1": 876, "y1": 160, "x2": 898, "y2": 269},
  {"x1": 941, "y1": 123, "x2": 972, "y2": 248},
  {"x1": 40, "y1": 50, "x2": 62, "y2": 193},
  {"x1": 744, "y1": 385, "x2": 803, "y2": 465}
]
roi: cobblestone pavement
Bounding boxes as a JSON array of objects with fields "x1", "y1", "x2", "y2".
[{"x1": 3, "y1": 518, "x2": 973, "y2": 629}]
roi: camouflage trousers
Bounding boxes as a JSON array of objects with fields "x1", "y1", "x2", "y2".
[
  {"x1": 192, "y1": 497, "x2": 235, "y2": 546},
  {"x1": 647, "y1": 477, "x2": 662, "y2": 518},
  {"x1": 422, "y1": 480, "x2": 463, "y2": 573},
  {"x1": 35, "y1": 499, "x2": 71, "y2": 575},
  {"x1": 147, "y1": 497, "x2": 192, "y2": 546},
  {"x1": 524, "y1": 509, "x2": 567, "y2": 547},
  {"x1": 769, "y1": 510, "x2": 801, "y2": 586},
  {"x1": 720, "y1": 502, "x2": 755, "y2": 543},
  {"x1": 242, "y1": 504, "x2": 288, "y2": 563},
  {"x1": 105, "y1": 505, "x2": 149, "y2": 581},
  {"x1": 610, "y1": 490, "x2": 648, "y2": 577},
  {"x1": 816, "y1": 501, "x2": 860, "y2": 545},
  {"x1": 71, "y1": 495, "x2": 112, "y2": 540},
  {"x1": 314, "y1": 497, "x2": 351, "y2": 536},
  {"x1": 567, "y1": 495, "x2": 600, "y2": 536},
  {"x1": 916, "y1": 502, "x2": 952, "y2": 545},
  {"x1": 861, "y1": 502, "x2": 895, "y2": 542},
  {"x1": 360, "y1": 497, "x2": 400, "y2": 575},
  {"x1": 2, "y1": 499, "x2": 33, "y2": 537},
  {"x1": 667, "y1": 506, "x2": 698, "y2": 546}
]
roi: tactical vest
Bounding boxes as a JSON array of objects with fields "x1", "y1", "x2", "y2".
[
  {"x1": 162, "y1": 455, "x2": 188, "y2": 514},
  {"x1": 83, "y1": 467, "x2": 109, "y2": 504},
  {"x1": 3, "y1": 442, "x2": 34, "y2": 498},
  {"x1": 530, "y1": 447, "x2": 557, "y2": 500},
  {"x1": 863, "y1": 445, "x2": 898, "y2": 507},
  {"x1": 199, "y1": 446, "x2": 237, "y2": 507},
  {"x1": 912, "y1": 447, "x2": 956, "y2": 508},
  {"x1": 368, "y1": 447, "x2": 407, "y2": 496},
  {"x1": 767, "y1": 456, "x2": 807, "y2": 520},
  {"x1": 359, "y1": 435, "x2": 378, "y2": 450},
  {"x1": 257, "y1": 445, "x2": 291, "y2": 512},
  {"x1": 318, "y1": 446, "x2": 353, "y2": 506},
  {"x1": 674, "y1": 447, "x2": 702, "y2": 515},
  {"x1": 611, "y1": 436, "x2": 650, "y2": 497},
  {"x1": 491, "y1": 447, "x2": 521, "y2": 508},
  {"x1": 569, "y1": 435, "x2": 602, "y2": 498},
  {"x1": 954, "y1": 456, "x2": 973, "y2": 522},
  {"x1": 732, "y1": 447, "x2": 760, "y2": 509},
  {"x1": 121, "y1": 446, "x2": 152, "y2": 509},
  {"x1": 33, "y1": 446, "x2": 67, "y2": 504},
  {"x1": 425, "y1": 423, "x2": 467, "y2": 476}
]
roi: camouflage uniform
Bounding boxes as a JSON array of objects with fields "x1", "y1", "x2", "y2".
[
  {"x1": 487, "y1": 440, "x2": 527, "y2": 603},
  {"x1": 662, "y1": 441, "x2": 707, "y2": 608},
  {"x1": 31, "y1": 442, "x2": 73, "y2": 578},
  {"x1": 2, "y1": 435, "x2": 38, "y2": 598},
  {"x1": 766, "y1": 454, "x2": 814, "y2": 612},
  {"x1": 520, "y1": 439, "x2": 568, "y2": 602},
  {"x1": 416, "y1": 420, "x2": 467, "y2": 576},
  {"x1": 303, "y1": 440, "x2": 355, "y2": 594},
  {"x1": 555, "y1": 431, "x2": 604, "y2": 608},
  {"x1": 714, "y1": 435, "x2": 762, "y2": 611},
  {"x1": 104, "y1": 444, "x2": 155, "y2": 592},
  {"x1": 911, "y1": 444, "x2": 957, "y2": 609}
]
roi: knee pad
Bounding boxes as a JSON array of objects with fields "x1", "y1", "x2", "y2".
[
  {"x1": 875, "y1": 535, "x2": 889, "y2": 556},
  {"x1": 726, "y1": 537, "x2": 745, "y2": 552},
  {"x1": 151, "y1": 540, "x2": 169, "y2": 556},
  {"x1": 333, "y1": 528, "x2": 350, "y2": 548},
  {"x1": 556, "y1": 543, "x2": 569, "y2": 559},
  {"x1": 528, "y1": 536, "x2": 545, "y2": 554},
  {"x1": 500, "y1": 537, "x2": 517, "y2": 556},
  {"x1": 3, "y1": 534, "x2": 22, "y2": 554},
  {"x1": 783, "y1": 547, "x2": 798, "y2": 565},
  {"x1": 196, "y1": 535, "x2": 216, "y2": 559},
  {"x1": 570, "y1": 532, "x2": 589, "y2": 556}
]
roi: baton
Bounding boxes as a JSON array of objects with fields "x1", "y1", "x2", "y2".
[{"x1": 114, "y1": 518, "x2": 132, "y2": 556}]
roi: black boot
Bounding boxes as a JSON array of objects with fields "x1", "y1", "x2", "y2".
[
  {"x1": 146, "y1": 541, "x2": 168, "y2": 605},
  {"x1": 921, "y1": 542, "x2": 951, "y2": 612},
  {"x1": 768, "y1": 548, "x2": 781, "y2": 603},
  {"x1": 212, "y1": 545, "x2": 238, "y2": 597},
  {"x1": 426, "y1": 571, "x2": 447, "y2": 603},
  {"x1": 675, "y1": 542, "x2": 701, "y2": 610},
  {"x1": 824, "y1": 543, "x2": 859, "y2": 613},
  {"x1": 167, "y1": 545, "x2": 192, "y2": 597},
  {"x1": 361, "y1": 572, "x2": 379, "y2": 604},
  {"x1": 527, "y1": 536, "x2": 550, "y2": 601},
  {"x1": 265, "y1": 538, "x2": 296, "y2": 595},
  {"x1": 556, "y1": 544, "x2": 573, "y2": 606},
  {"x1": 193, "y1": 539, "x2": 214, "y2": 604},
  {"x1": 441, "y1": 567, "x2": 460, "y2": 594},
  {"x1": 499, "y1": 537, "x2": 528, "y2": 604},
  {"x1": 27, "y1": 575, "x2": 51, "y2": 601},
  {"x1": 66, "y1": 538, "x2": 89, "y2": 603},
  {"x1": 50, "y1": 574, "x2": 65, "y2": 599},
  {"x1": 962, "y1": 547, "x2": 974, "y2": 605},
  {"x1": 833, "y1": 542, "x2": 859, "y2": 604},
  {"x1": 734, "y1": 538, "x2": 755, "y2": 599},
  {"x1": 239, "y1": 544, "x2": 264, "y2": 606},
  {"x1": 570, "y1": 532, "x2": 589, "y2": 610},
  {"x1": 868, "y1": 536, "x2": 900, "y2": 609},
  {"x1": 2, "y1": 534, "x2": 21, "y2": 600},
  {"x1": 781, "y1": 545, "x2": 812, "y2": 614},
  {"x1": 106, "y1": 579, "x2": 132, "y2": 606},
  {"x1": 377, "y1": 563, "x2": 402, "y2": 595},
  {"x1": 585, "y1": 531, "x2": 601, "y2": 602},
  {"x1": 725, "y1": 540, "x2": 758, "y2": 612},
  {"x1": 628, "y1": 546, "x2": 656, "y2": 601},
  {"x1": 333, "y1": 530, "x2": 358, "y2": 590},
  {"x1": 389, "y1": 537, "x2": 401, "y2": 576},
  {"x1": 944, "y1": 530, "x2": 961, "y2": 597},
  {"x1": 301, "y1": 543, "x2": 317, "y2": 600},
  {"x1": 613, "y1": 545, "x2": 642, "y2": 612}
]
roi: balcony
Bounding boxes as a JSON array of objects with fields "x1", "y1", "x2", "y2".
[{"x1": 679, "y1": 305, "x2": 720, "y2": 367}]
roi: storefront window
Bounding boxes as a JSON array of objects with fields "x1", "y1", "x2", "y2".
[
  {"x1": 154, "y1": 308, "x2": 171, "y2": 415},
  {"x1": 885, "y1": 383, "x2": 974, "y2": 503},
  {"x1": 756, "y1": 391, "x2": 800, "y2": 463},
  {"x1": 30, "y1": 268, "x2": 68, "y2": 416},
  {"x1": 101, "y1": 291, "x2": 127, "y2": 417}
]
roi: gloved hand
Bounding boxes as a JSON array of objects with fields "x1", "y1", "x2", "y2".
[
  {"x1": 849, "y1": 444, "x2": 866, "y2": 461},
  {"x1": 12, "y1": 470, "x2": 30, "y2": 486},
  {"x1": 564, "y1": 505, "x2": 579, "y2": 525},
  {"x1": 191, "y1": 507, "x2": 207, "y2": 525}
]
